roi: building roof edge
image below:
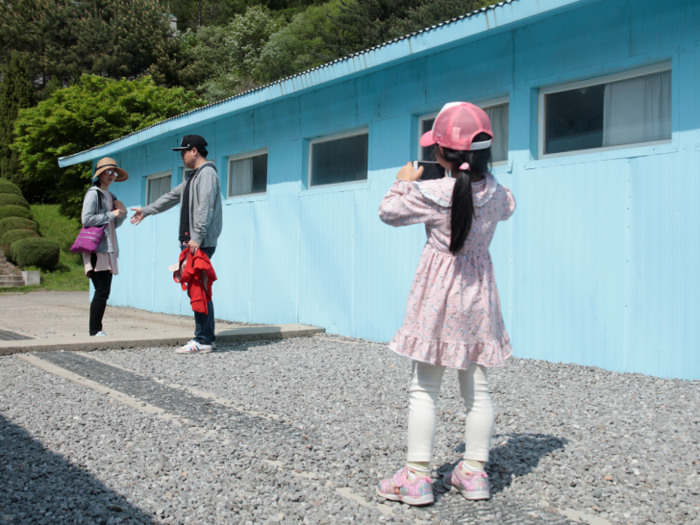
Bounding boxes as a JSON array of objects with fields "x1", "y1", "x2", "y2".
[{"x1": 58, "y1": 0, "x2": 581, "y2": 167}]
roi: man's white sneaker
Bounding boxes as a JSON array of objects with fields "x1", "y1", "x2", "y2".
[
  {"x1": 176, "y1": 340, "x2": 212, "y2": 354},
  {"x1": 93, "y1": 331, "x2": 107, "y2": 337}
]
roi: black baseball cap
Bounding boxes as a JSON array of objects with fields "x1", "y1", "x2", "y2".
[{"x1": 172, "y1": 134, "x2": 208, "y2": 151}]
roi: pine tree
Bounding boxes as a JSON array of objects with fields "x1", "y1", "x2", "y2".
[
  {"x1": 0, "y1": 0, "x2": 180, "y2": 88},
  {"x1": 0, "y1": 53, "x2": 35, "y2": 189}
]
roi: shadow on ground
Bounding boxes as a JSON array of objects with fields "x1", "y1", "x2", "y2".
[
  {"x1": 0, "y1": 414, "x2": 153, "y2": 525},
  {"x1": 434, "y1": 433, "x2": 567, "y2": 498},
  {"x1": 215, "y1": 338, "x2": 280, "y2": 353}
]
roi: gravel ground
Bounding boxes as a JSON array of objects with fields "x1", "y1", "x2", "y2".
[{"x1": 1, "y1": 335, "x2": 699, "y2": 524}]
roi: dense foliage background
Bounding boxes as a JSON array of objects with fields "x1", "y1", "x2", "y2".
[
  {"x1": 0, "y1": 0, "x2": 492, "y2": 216},
  {"x1": 12, "y1": 75, "x2": 204, "y2": 218}
]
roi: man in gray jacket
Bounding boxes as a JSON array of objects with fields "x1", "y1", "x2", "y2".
[{"x1": 130, "y1": 135, "x2": 222, "y2": 354}]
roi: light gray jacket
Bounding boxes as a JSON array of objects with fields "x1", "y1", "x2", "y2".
[
  {"x1": 141, "y1": 162, "x2": 223, "y2": 247},
  {"x1": 81, "y1": 186, "x2": 126, "y2": 255}
]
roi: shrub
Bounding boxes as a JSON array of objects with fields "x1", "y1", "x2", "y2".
[
  {"x1": 0, "y1": 193, "x2": 29, "y2": 208},
  {"x1": 10, "y1": 237, "x2": 60, "y2": 271},
  {"x1": 0, "y1": 216, "x2": 38, "y2": 238},
  {"x1": 30, "y1": 204, "x2": 81, "y2": 252},
  {"x1": 0, "y1": 205, "x2": 32, "y2": 221},
  {"x1": 0, "y1": 228, "x2": 39, "y2": 255},
  {"x1": 0, "y1": 178, "x2": 22, "y2": 195}
]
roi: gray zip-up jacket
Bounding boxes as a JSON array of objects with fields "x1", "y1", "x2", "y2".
[
  {"x1": 141, "y1": 162, "x2": 223, "y2": 247},
  {"x1": 81, "y1": 186, "x2": 126, "y2": 255}
]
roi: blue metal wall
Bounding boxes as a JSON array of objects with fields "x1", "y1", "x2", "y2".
[{"x1": 102, "y1": 0, "x2": 700, "y2": 380}]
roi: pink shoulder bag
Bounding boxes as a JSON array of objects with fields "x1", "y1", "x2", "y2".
[{"x1": 70, "y1": 191, "x2": 113, "y2": 254}]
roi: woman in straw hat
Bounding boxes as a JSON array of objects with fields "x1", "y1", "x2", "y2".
[{"x1": 80, "y1": 157, "x2": 128, "y2": 336}]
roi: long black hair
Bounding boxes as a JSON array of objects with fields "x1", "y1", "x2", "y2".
[{"x1": 436, "y1": 132, "x2": 492, "y2": 254}]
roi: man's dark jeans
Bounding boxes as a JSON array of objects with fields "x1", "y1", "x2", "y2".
[{"x1": 181, "y1": 243, "x2": 216, "y2": 346}]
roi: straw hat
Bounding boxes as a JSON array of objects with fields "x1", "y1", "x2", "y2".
[{"x1": 92, "y1": 157, "x2": 129, "y2": 182}]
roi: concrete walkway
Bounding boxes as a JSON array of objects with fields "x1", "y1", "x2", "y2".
[{"x1": 0, "y1": 291, "x2": 323, "y2": 355}]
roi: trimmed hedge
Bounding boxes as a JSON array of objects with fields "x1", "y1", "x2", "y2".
[
  {"x1": 0, "y1": 193, "x2": 30, "y2": 208},
  {"x1": 0, "y1": 179, "x2": 22, "y2": 196},
  {"x1": 0, "y1": 217, "x2": 39, "y2": 239},
  {"x1": 10, "y1": 237, "x2": 60, "y2": 271},
  {"x1": 1, "y1": 228, "x2": 39, "y2": 255},
  {"x1": 0, "y1": 205, "x2": 32, "y2": 221}
]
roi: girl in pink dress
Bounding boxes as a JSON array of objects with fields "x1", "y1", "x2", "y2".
[{"x1": 376, "y1": 102, "x2": 516, "y2": 505}]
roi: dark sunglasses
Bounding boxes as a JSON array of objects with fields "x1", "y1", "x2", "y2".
[{"x1": 180, "y1": 148, "x2": 192, "y2": 157}]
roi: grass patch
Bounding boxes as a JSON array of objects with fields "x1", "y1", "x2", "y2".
[
  {"x1": 31, "y1": 204, "x2": 82, "y2": 251},
  {"x1": 0, "y1": 204, "x2": 88, "y2": 293}
]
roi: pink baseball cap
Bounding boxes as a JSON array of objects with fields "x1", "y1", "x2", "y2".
[{"x1": 420, "y1": 102, "x2": 493, "y2": 151}]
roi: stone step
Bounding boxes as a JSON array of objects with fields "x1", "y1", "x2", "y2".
[{"x1": 0, "y1": 275, "x2": 24, "y2": 287}]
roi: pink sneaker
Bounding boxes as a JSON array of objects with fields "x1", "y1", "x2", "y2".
[
  {"x1": 443, "y1": 461, "x2": 490, "y2": 500},
  {"x1": 376, "y1": 466, "x2": 434, "y2": 505}
]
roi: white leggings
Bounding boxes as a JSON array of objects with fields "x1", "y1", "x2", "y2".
[{"x1": 407, "y1": 360, "x2": 494, "y2": 464}]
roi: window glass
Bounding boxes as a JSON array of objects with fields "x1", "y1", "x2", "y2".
[
  {"x1": 146, "y1": 174, "x2": 171, "y2": 205},
  {"x1": 310, "y1": 133, "x2": 368, "y2": 187},
  {"x1": 229, "y1": 153, "x2": 268, "y2": 196},
  {"x1": 545, "y1": 85, "x2": 606, "y2": 154},
  {"x1": 420, "y1": 103, "x2": 509, "y2": 163},
  {"x1": 544, "y1": 70, "x2": 671, "y2": 155},
  {"x1": 484, "y1": 103, "x2": 509, "y2": 163},
  {"x1": 421, "y1": 118, "x2": 436, "y2": 161}
]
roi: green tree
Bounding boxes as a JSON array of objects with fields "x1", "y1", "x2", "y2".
[
  {"x1": 326, "y1": 0, "x2": 493, "y2": 55},
  {"x1": 0, "y1": 53, "x2": 35, "y2": 186},
  {"x1": 70, "y1": 0, "x2": 180, "y2": 84},
  {"x1": 0, "y1": 0, "x2": 73, "y2": 90},
  {"x1": 0, "y1": 0, "x2": 179, "y2": 87},
  {"x1": 253, "y1": 0, "x2": 348, "y2": 83},
  {"x1": 12, "y1": 75, "x2": 205, "y2": 217},
  {"x1": 179, "y1": 5, "x2": 283, "y2": 101},
  {"x1": 168, "y1": 0, "x2": 326, "y2": 32}
]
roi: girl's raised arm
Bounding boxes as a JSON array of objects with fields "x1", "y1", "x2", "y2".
[{"x1": 378, "y1": 179, "x2": 436, "y2": 227}]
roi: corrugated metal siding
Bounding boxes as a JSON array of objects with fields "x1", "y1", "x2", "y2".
[{"x1": 100, "y1": 0, "x2": 700, "y2": 380}]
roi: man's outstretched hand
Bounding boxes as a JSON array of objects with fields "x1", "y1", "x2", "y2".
[{"x1": 130, "y1": 207, "x2": 145, "y2": 225}]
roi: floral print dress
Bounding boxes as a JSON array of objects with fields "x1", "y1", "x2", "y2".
[{"x1": 378, "y1": 174, "x2": 516, "y2": 369}]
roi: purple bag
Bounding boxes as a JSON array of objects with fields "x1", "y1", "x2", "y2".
[
  {"x1": 70, "y1": 190, "x2": 112, "y2": 254},
  {"x1": 70, "y1": 226, "x2": 106, "y2": 253}
]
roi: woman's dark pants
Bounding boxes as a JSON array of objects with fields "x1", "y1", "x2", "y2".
[{"x1": 88, "y1": 253, "x2": 113, "y2": 336}]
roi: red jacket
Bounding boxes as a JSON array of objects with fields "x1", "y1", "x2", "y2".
[{"x1": 173, "y1": 248, "x2": 217, "y2": 314}]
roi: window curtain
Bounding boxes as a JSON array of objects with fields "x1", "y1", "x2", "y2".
[
  {"x1": 230, "y1": 158, "x2": 253, "y2": 195},
  {"x1": 484, "y1": 104, "x2": 509, "y2": 162},
  {"x1": 147, "y1": 175, "x2": 171, "y2": 205},
  {"x1": 603, "y1": 70, "x2": 671, "y2": 147}
]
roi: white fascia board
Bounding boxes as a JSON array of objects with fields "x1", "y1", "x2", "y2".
[{"x1": 58, "y1": 0, "x2": 587, "y2": 168}]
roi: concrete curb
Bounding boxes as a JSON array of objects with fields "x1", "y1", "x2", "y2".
[{"x1": 0, "y1": 324, "x2": 324, "y2": 356}]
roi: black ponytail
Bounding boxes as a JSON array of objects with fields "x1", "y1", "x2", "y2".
[{"x1": 436, "y1": 132, "x2": 492, "y2": 254}]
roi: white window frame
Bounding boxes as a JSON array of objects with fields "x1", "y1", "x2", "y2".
[
  {"x1": 417, "y1": 112, "x2": 438, "y2": 161},
  {"x1": 145, "y1": 170, "x2": 172, "y2": 205},
  {"x1": 308, "y1": 128, "x2": 369, "y2": 188},
  {"x1": 538, "y1": 62, "x2": 672, "y2": 159},
  {"x1": 417, "y1": 96, "x2": 510, "y2": 166},
  {"x1": 227, "y1": 148, "x2": 268, "y2": 198}
]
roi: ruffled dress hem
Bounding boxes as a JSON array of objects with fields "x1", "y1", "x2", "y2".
[{"x1": 388, "y1": 331, "x2": 512, "y2": 370}]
